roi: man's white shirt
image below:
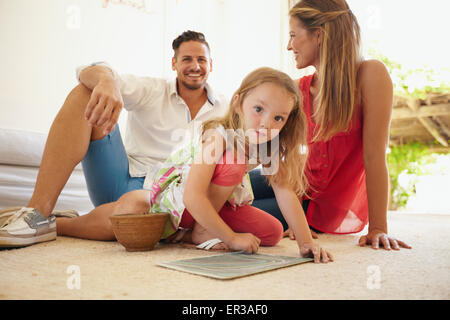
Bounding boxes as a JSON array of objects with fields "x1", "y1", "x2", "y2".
[{"x1": 76, "y1": 62, "x2": 229, "y2": 188}]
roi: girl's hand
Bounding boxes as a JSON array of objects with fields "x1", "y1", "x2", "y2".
[
  {"x1": 283, "y1": 228, "x2": 319, "y2": 240},
  {"x1": 229, "y1": 233, "x2": 261, "y2": 254},
  {"x1": 299, "y1": 242, "x2": 333, "y2": 263},
  {"x1": 358, "y1": 230, "x2": 412, "y2": 250}
]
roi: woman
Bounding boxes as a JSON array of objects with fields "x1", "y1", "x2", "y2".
[{"x1": 250, "y1": 0, "x2": 411, "y2": 251}]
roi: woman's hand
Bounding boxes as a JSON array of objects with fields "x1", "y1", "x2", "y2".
[
  {"x1": 283, "y1": 227, "x2": 319, "y2": 240},
  {"x1": 358, "y1": 229, "x2": 412, "y2": 250},
  {"x1": 229, "y1": 233, "x2": 261, "y2": 254},
  {"x1": 299, "y1": 242, "x2": 333, "y2": 263}
]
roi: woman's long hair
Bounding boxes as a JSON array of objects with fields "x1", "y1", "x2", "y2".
[
  {"x1": 202, "y1": 67, "x2": 309, "y2": 197},
  {"x1": 290, "y1": 0, "x2": 361, "y2": 141}
]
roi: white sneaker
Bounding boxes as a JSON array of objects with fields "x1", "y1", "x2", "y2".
[
  {"x1": 0, "y1": 206, "x2": 22, "y2": 227},
  {"x1": 0, "y1": 207, "x2": 57, "y2": 248},
  {"x1": 0, "y1": 207, "x2": 78, "y2": 227}
]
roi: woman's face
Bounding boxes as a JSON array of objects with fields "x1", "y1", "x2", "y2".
[{"x1": 287, "y1": 16, "x2": 321, "y2": 69}]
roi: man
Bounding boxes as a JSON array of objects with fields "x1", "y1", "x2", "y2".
[{"x1": 0, "y1": 30, "x2": 228, "y2": 247}]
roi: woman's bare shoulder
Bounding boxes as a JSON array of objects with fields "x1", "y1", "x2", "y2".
[
  {"x1": 357, "y1": 59, "x2": 392, "y2": 94},
  {"x1": 358, "y1": 59, "x2": 390, "y2": 81},
  {"x1": 357, "y1": 59, "x2": 393, "y2": 115}
]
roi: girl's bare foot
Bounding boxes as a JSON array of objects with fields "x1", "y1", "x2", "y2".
[{"x1": 190, "y1": 222, "x2": 230, "y2": 250}]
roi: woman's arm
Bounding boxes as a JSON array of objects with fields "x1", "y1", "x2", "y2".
[
  {"x1": 359, "y1": 60, "x2": 411, "y2": 250},
  {"x1": 271, "y1": 182, "x2": 333, "y2": 263}
]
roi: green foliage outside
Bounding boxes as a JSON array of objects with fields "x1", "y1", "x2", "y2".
[
  {"x1": 387, "y1": 143, "x2": 432, "y2": 209},
  {"x1": 368, "y1": 46, "x2": 450, "y2": 100},
  {"x1": 369, "y1": 46, "x2": 450, "y2": 209},
  {"x1": 387, "y1": 144, "x2": 450, "y2": 209}
]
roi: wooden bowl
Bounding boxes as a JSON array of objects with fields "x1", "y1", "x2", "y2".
[{"x1": 109, "y1": 213, "x2": 169, "y2": 252}]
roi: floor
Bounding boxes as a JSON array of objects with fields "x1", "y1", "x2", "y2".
[{"x1": 0, "y1": 212, "x2": 449, "y2": 300}]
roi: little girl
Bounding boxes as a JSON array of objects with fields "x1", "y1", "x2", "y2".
[
  {"x1": 58, "y1": 67, "x2": 332, "y2": 263},
  {"x1": 114, "y1": 67, "x2": 332, "y2": 263}
]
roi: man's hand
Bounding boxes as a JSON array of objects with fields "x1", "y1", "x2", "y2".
[{"x1": 84, "y1": 78, "x2": 123, "y2": 135}]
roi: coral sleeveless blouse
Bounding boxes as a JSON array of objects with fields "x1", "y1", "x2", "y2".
[{"x1": 300, "y1": 74, "x2": 368, "y2": 234}]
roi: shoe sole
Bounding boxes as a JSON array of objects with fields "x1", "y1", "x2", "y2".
[{"x1": 0, "y1": 231, "x2": 56, "y2": 248}]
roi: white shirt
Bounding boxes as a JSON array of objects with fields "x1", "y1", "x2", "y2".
[{"x1": 76, "y1": 62, "x2": 229, "y2": 187}]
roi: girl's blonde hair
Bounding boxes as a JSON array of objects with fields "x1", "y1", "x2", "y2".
[
  {"x1": 290, "y1": 0, "x2": 361, "y2": 141},
  {"x1": 203, "y1": 67, "x2": 308, "y2": 197}
]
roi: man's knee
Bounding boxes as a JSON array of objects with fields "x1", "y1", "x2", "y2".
[
  {"x1": 68, "y1": 83, "x2": 92, "y2": 102},
  {"x1": 57, "y1": 84, "x2": 92, "y2": 120},
  {"x1": 65, "y1": 84, "x2": 109, "y2": 141}
]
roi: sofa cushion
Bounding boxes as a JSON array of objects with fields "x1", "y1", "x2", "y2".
[{"x1": 0, "y1": 127, "x2": 82, "y2": 170}]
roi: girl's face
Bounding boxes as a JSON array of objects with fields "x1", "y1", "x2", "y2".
[
  {"x1": 239, "y1": 82, "x2": 294, "y2": 145},
  {"x1": 287, "y1": 16, "x2": 321, "y2": 69}
]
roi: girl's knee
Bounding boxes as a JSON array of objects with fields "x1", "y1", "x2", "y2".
[
  {"x1": 224, "y1": 205, "x2": 284, "y2": 247},
  {"x1": 260, "y1": 219, "x2": 284, "y2": 246},
  {"x1": 116, "y1": 190, "x2": 150, "y2": 214}
]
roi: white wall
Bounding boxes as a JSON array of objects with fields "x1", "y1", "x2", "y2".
[
  {"x1": 2, "y1": 0, "x2": 448, "y2": 135},
  {"x1": 0, "y1": 0, "x2": 300, "y2": 135},
  {"x1": 0, "y1": 0, "x2": 168, "y2": 134}
]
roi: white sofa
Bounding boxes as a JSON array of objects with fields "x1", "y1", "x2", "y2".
[{"x1": 0, "y1": 127, "x2": 93, "y2": 214}]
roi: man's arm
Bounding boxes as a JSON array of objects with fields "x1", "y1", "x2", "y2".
[
  {"x1": 78, "y1": 65, "x2": 123, "y2": 135},
  {"x1": 78, "y1": 65, "x2": 116, "y2": 90}
]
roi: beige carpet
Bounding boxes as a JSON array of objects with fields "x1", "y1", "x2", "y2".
[{"x1": 0, "y1": 212, "x2": 449, "y2": 300}]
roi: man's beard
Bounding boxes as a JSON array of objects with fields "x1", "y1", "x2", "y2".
[{"x1": 180, "y1": 79, "x2": 206, "y2": 90}]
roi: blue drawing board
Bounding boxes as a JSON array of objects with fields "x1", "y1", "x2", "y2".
[{"x1": 157, "y1": 251, "x2": 313, "y2": 280}]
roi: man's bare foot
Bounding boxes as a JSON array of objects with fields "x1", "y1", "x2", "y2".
[
  {"x1": 164, "y1": 228, "x2": 192, "y2": 243},
  {"x1": 190, "y1": 222, "x2": 230, "y2": 251}
]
